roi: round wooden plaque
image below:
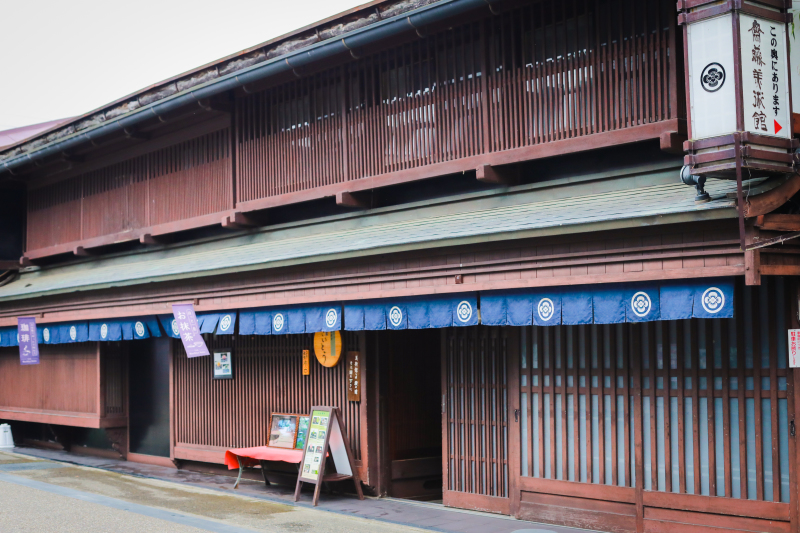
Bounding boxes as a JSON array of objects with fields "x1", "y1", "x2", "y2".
[{"x1": 314, "y1": 331, "x2": 342, "y2": 367}]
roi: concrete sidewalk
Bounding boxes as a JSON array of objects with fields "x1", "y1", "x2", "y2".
[{"x1": 6, "y1": 447, "x2": 591, "y2": 533}]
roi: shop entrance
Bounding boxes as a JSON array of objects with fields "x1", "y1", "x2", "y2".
[
  {"x1": 129, "y1": 337, "x2": 171, "y2": 457},
  {"x1": 383, "y1": 329, "x2": 443, "y2": 500}
]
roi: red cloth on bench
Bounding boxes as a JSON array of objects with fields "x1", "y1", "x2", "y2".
[{"x1": 224, "y1": 446, "x2": 304, "y2": 470}]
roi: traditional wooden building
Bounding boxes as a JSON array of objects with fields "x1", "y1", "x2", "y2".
[{"x1": 2, "y1": 0, "x2": 800, "y2": 531}]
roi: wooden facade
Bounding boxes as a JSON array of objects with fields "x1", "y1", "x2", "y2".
[{"x1": 18, "y1": 0, "x2": 682, "y2": 261}]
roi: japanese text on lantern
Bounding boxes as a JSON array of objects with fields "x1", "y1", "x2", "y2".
[{"x1": 742, "y1": 15, "x2": 790, "y2": 137}]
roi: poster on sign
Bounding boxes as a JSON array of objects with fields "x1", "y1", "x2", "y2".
[
  {"x1": 172, "y1": 303, "x2": 209, "y2": 358},
  {"x1": 17, "y1": 316, "x2": 39, "y2": 365},
  {"x1": 294, "y1": 406, "x2": 363, "y2": 506},
  {"x1": 789, "y1": 330, "x2": 800, "y2": 368}
]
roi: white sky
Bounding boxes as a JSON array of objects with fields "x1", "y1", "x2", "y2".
[{"x1": 0, "y1": 0, "x2": 367, "y2": 130}]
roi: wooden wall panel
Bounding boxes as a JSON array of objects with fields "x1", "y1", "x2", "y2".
[
  {"x1": 173, "y1": 333, "x2": 362, "y2": 461},
  {"x1": 25, "y1": 129, "x2": 231, "y2": 254},
  {"x1": 0, "y1": 343, "x2": 98, "y2": 414}
]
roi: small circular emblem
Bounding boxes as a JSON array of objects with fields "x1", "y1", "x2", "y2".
[
  {"x1": 325, "y1": 309, "x2": 338, "y2": 329},
  {"x1": 273, "y1": 313, "x2": 285, "y2": 332},
  {"x1": 456, "y1": 301, "x2": 472, "y2": 323},
  {"x1": 219, "y1": 315, "x2": 232, "y2": 332},
  {"x1": 700, "y1": 63, "x2": 726, "y2": 93},
  {"x1": 389, "y1": 306, "x2": 403, "y2": 327},
  {"x1": 701, "y1": 287, "x2": 725, "y2": 314},
  {"x1": 171, "y1": 320, "x2": 180, "y2": 337},
  {"x1": 100, "y1": 324, "x2": 108, "y2": 339},
  {"x1": 631, "y1": 292, "x2": 652, "y2": 318},
  {"x1": 69, "y1": 326, "x2": 77, "y2": 341},
  {"x1": 43, "y1": 328, "x2": 50, "y2": 343},
  {"x1": 537, "y1": 298, "x2": 555, "y2": 322},
  {"x1": 135, "y1": 321, "x2": 145, "y2": 337}
]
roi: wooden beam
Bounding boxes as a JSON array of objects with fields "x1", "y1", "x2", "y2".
[
  {"x1": 754, "y1": 214, "x2": 800, "y2": 232},
  {"x1": 475, "y1": 164, "x2": 516, "y2": 185},
  {"x1": 660, "y1": 131, "x2": 687, "y2": 155},
  {"x1": 745, "y1": 226, "x2": 761, "y2": 285},
  {"x1": 336, "y1": 191, "x2": 369, "y2": 208},
  {"x1": 221, "y1": 211, "x2": 257, "y2": 230},
  {"x1": 139, "y1": 233, "x2": 158, "y2": 245},
  {"x1": 73, "y1": 246, "x2": 91, "y2": 257},
  {"x1": 0, "y1": 261, "x2": 19, "y2": 271},
  {"x1": 744, "y1": 174, "x2": 800, "y2": 218}
]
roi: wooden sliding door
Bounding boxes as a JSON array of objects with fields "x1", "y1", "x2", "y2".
[{"x1": 442, "y1": 326, "x2": 515, "y2": 514}]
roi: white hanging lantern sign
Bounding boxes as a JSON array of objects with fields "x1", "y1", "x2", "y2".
[{"x1": 679, "y1": 0, "x2": 797, "y2": 178}]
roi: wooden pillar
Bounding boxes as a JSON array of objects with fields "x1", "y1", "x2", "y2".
[
  {"x1": 790, "y1": 279, "x2": 800, "y2": 533},
  {"x1": 507, "y1": 326, "x2": 522, "y2": 516},
  {"x1": 169, "y1": 338, "x2": 176, "y2": 463}
]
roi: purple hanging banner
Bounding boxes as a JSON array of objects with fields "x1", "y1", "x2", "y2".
[
  {"x1": 172, "y1": 303, "x2": 209, "y2": 358},
  {"x1": 17, "y1": 316, "x2": 40, "y2": 365}
]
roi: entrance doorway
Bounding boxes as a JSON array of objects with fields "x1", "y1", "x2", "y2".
[
  {"x1": 384, "y1": 329, "x2": 443, "y2": 500},
  {"x1": 129, "y1": 338, "x2": 171, "y2": 457}
]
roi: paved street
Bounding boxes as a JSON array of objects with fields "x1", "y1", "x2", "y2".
[
  {"x1": 0, "y1": 449, "x2": 588, "y2": 533},
  {"x1": 0, "y1": 451, "x2": 423, "y2": 533}
]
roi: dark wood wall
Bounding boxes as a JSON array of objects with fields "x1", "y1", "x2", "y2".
[{"x1": 0, "y1": 342, "x2": 126, "y2": 429}]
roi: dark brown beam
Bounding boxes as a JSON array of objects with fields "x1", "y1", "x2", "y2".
[
  {"x1": 754, "y1": 214, "x2": 800, "y2": 232},
  {"x1": 222, "y1": 212, "x2": 258, "y2": 230},
  {"x1": 0, "y1": 261, "x2": 19, "y2": 271},
  {"x1": 476, "y1": 164, "x2": 516, "y2": 185},
  {"x1": 743, "y1": 174, "x2": 800, "y2": 218},
  {"x1": 660, "y1": 131, "x2": 687, "y2": 155},
  {"x1": 336, "y1": 191, "x2": 369, "y2": 209},
  {"x1": 139, "y1": 233, "x2": 158, "y2": 245}
]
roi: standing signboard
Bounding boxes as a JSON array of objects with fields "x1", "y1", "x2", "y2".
[
  {"x1": 294, "y1": 406, "x2": 363, "y2": 506},
  {"x1": 172, "y1": 303, "x2": 209, "y2": 358},
  {"x1": 17, "y1": 316, "x2": 39, "y2": 366}
]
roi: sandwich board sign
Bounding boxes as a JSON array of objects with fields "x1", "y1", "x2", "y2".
[{"x1": 294, "y1": 406, "x2": 363, "y2": 506}]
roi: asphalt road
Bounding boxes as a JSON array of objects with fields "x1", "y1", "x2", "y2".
[{"x1": 0, "y1": 451, "x2": 425, "y2": 533}]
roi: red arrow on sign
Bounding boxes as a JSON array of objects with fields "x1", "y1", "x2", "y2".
[{"x1": 775, "y1": 120, "x2": 783, "y2": 134}]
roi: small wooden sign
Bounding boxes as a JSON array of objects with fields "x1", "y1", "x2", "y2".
[
  {"x1": 346, "y1": 351, "x2": 361, "y2": 402},
  {"x1": 314, "y1": 331, "x2": 342, "y2": 367},
  {"x1": 302, "y1": 350, "x2": 310, "y2": 375},
  {"x1": 294, "y1": 406, "x2": 363, "y2": 506}
]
